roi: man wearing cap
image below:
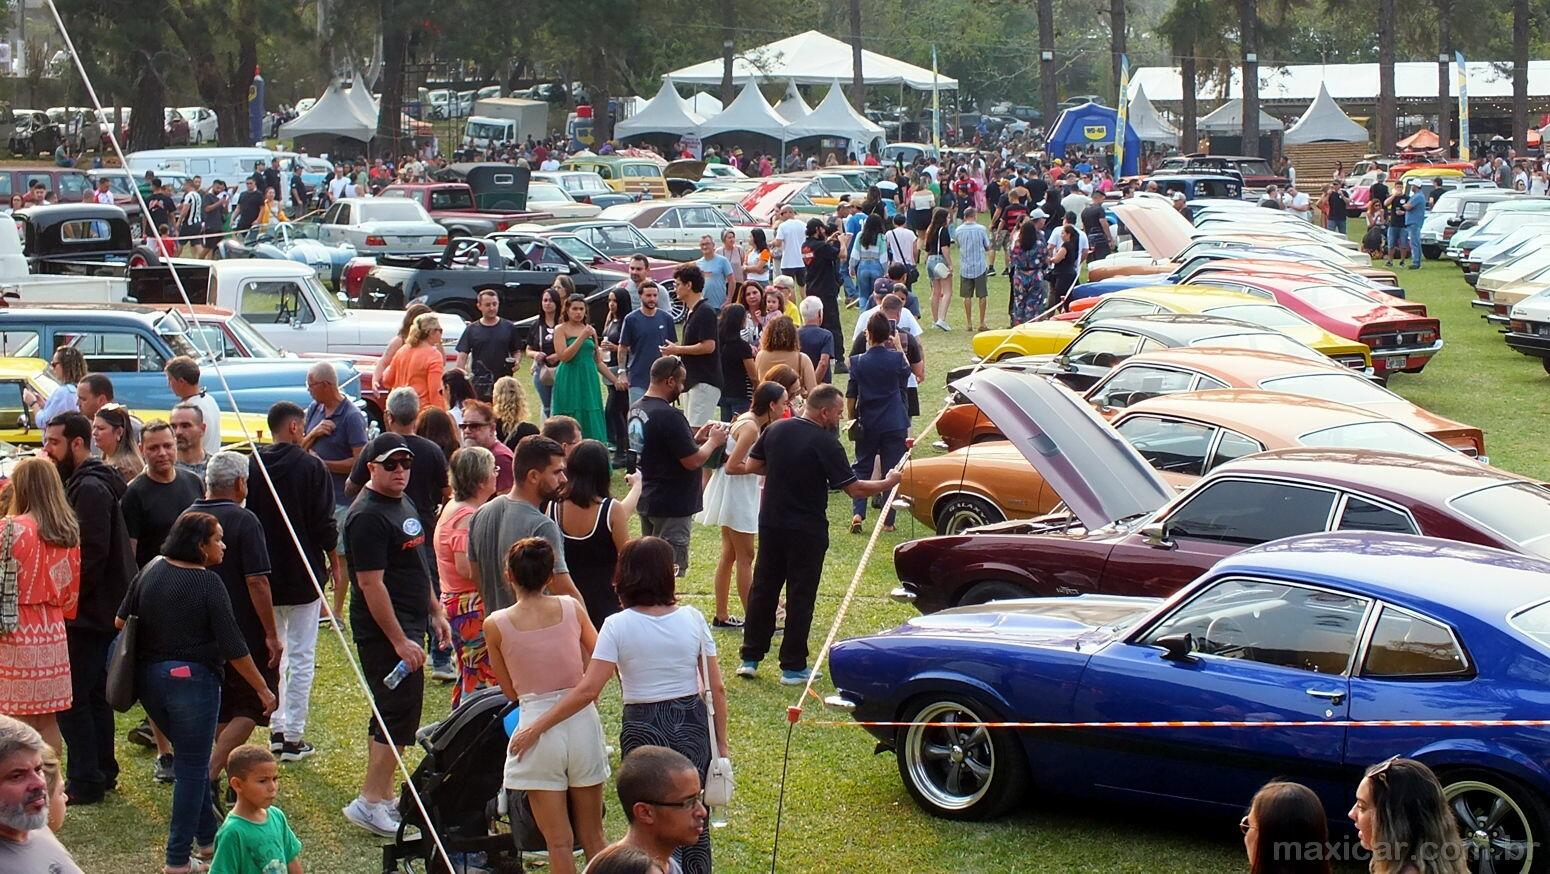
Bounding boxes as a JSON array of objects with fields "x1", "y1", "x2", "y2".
[
  {"x1": 1171, "y1": 191, "x2": 1195, "y2": 223},
  {"x1": 341, "y1": 433, "x2": 451, "y2": 837}
]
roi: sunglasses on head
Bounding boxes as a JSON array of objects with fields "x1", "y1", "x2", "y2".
[
  {"x1": 1368, "y1": 754, "x2": 1402, "y2": 783},
  {"x1": 375, "y1": 457, "x2": 412, "y2": 471}
]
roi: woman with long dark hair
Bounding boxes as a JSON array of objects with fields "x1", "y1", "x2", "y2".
[
  {"x1": 443, "y1": 369, "x2": 476, "y2": 423},
  {"x1": 509, "y1": 536, "x2": 729, "y2": 874},
  {"x1": 743, "y1": 227, "x2": 772, "y2": 284},
  {"x1": 1009, "y1": 216, "x2": 1049, "y2": 325},
  {"x1": 599, "y1": 286, "x2": 634, "y2": 456},
  {"x1": 1349, "y1": 757, "x2": 1466, "y2": 874},
  {"x1": 546, "y1": 439, "x2": 639, "y2": 628},
  {"x1": 526, "y1": 283, "x2": 566, "y2": 418},
  {"x1": 738, "y1": 280, "x2": 767, "y2": 344},
  {"x1": 1243, "y1": 781, "x2": 1332, "y2": 874},
  {"x1": 715, "y1": 304, "x2": 756, "y2": 420},
  {"x1": 415, "y1": 405, "x2": 462, "y2": 462},
  {"x1": 550, "y1": 293, "x2": 613, "y2": 442},
  {"x1": 1047, "y1": 217, "x2": 1081, "y2": 309},
  {"x1": 923, "y1": 206, "x2": 953, "y2": 331},
  {"x1": 849, "y1": 213, "x2": 887, "y2": 302}
]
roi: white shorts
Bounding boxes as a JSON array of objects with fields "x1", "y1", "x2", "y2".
[
  {"x1": 503, "y1": 690, "x2": 610, "y2": 792},
  {"x1": 683, "y1": 383, "x2": 721, "y2": 428}
]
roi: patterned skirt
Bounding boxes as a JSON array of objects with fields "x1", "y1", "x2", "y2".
[
  {"x1": 621, "y1": 694, "x2": 714, "y2": 874},
  {"x1": 0, "y1": 604, "x2": 71, "y2": 714},
  {"x1": 441, "y1": 592, "x2": 497, "y2": 708}
]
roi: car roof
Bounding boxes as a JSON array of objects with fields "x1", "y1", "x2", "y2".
[
  {"x1": 1221, "y1": 532, "x2": 1550, "y2": 626},
  {"x1": 1120, "y1": 389, "x2": 1406, "y2": 443},
  {"x1": 1108, "y1": 346, "x2": 1346, "y2": 381},
  {"x1": 1107, "y1": 285, "x2": 1262, "y2": 310},
  {"x1": 0, "y1": 356, "x2": 46, "y2": 377},
  {"x1": 1077, "y1": 313, "x2": 1273, "y2": 344},
  {"x1": 1211, "y1": 446, "x2": 1524, "y2": 505}
]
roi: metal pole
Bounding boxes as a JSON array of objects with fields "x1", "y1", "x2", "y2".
[{"x1": 931, "y1": 45, "x2": 940, "y2": 148}]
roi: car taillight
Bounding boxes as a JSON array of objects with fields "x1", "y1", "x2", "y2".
[
  {"x1": 495, "y1": 221, "x2": 510, "y2": 231},
  {"x1": 365, "y1": 235, "x2": 386, "y2": 246},
  {"x1": 1443, "y1": 227, "x2": 1455, "y2": 238},
  {"x1": 1511, "y1": 320, "x2": 1529, "y2": 332},
  {"x1": 343, "y1": 258, "x2": 373, "y2": 299},
  {"x1": 435, "y1": 235, "x2": 448, "y2": 245},
  {"x1": 1417, "y1": 330, "x2": 1438, "y2": 344}
]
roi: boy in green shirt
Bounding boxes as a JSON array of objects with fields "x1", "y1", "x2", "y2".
[{"x1": 211, "y1": 745, "x2": 303, "y2": 874}]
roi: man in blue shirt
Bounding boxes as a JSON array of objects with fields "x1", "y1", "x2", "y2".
[
  {"x1": 618, "y1": 280, "x2": 678, "y2": 406},
  {"x1": 301, "y1": 360, "x2": 367, "y2": 622},
  {"x1": 694, "y1": 235, "x2": 735, "y2": 309},
  {"x1": 952, "y1": 206, "x2": 993, "y2": 331},
  {"x1": 844, "y1": 312, "x2": 911, "y2": 533},
  {"x1": 1403, "y1": 182, "x2": 1427, "y2": 270}
]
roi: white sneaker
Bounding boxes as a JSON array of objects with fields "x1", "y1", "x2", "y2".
[
  {"x1": 342, "y1": 796, "x2": 398, "y2": 837},
  {"x1": 934, "y1": 319, "x2": 951, "y2": 331}
]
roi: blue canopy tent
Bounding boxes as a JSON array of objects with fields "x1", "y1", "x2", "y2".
[{"x1": 1046, "y1": 102, "x2": 1140, "y2": 176}]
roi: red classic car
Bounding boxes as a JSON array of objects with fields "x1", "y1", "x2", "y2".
[
  {"x1": 1180, "y1": 273, "x2": 1442, "y2": 377},
  {"x1": 893, "y1": 371, "x2": 1541, "y2": 614}
]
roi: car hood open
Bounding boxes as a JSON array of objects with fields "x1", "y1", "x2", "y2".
[
  {"x1": 948, "y1": 369, "x2": 1173, "y2": 530},
  {"x1": 1112, "y1": 200, "x2": 1195, "y2": 261}
]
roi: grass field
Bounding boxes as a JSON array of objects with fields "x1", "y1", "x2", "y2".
[{"x1": 64, "y1": 219, "x2": 1548, "y2": 873}]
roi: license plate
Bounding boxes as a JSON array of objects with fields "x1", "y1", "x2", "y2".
[
  {"x1": 1537, "y1": 325, "x2": 1550, "y2": 338},
  {"x1": 1378, "y1": 355, "x2": 1406, "y2": 368}
]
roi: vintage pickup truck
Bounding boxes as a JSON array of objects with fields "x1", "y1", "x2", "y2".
[
  {"x1": 379, "y1": 182, "x2": 548, "y2": 239},
  {"x1": 360, "y1": 235, "x2": 621, "y2": 325}
]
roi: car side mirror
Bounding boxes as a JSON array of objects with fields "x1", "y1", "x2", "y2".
[
  {"x1": 1154, "y1": 633, "x2": 1196, "y2": 662},
  {"x1": 1141, "y1": 520, "x2": 1174, "y2": 550},
  {"x1": 290, "y1": 315, "x2": 305, "y2": 329},
  {"x1": 1052, "y1": 353, "x2": 1072, "y2": 371}
]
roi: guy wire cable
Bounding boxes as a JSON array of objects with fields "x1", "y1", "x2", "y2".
[{"x1": 39, "y1": 4, "x2": 458, "y2": 867}]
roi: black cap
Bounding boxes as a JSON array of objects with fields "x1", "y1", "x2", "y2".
[{"x1": 366, "y1": 433, "x2": 415, "y2": 463}]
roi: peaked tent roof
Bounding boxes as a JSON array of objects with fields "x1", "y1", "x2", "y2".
[
  {"x1": 616, "y1": 79, "x2": 706, "y2": 138},
  {"x1": 786, "y1": 83, "x2": 885, "y2": 146},
  {"x1": 687, "y1": 93, "x2": 723, "y2": 115},
  {"x1": 699, "y1": 83, "x2": 790, "y2": 140},
  {"x1": 1284, "y1": 83, "x2": 1368, "y2": 144},
  {"x1": 1397, "y1": 128, "x2": 1440, "y2": 150},
  {"x1": 1197, "y1": 98, "x2": 1285, "y2": 133},
  {"x1": 279, "y1": 76, "x2": 377, "y2": 142},
  {"x1": 1126, "y1": 83, "x2": 1178, "y2": 145},
  {"x1": 664, "y1": 30, "x2": 957, "y2": 91},
  {"x1": 774, "y1": 82, "x2": 812, "y2": 123}
]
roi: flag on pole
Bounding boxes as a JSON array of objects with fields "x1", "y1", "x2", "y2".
[
  {"x1": 1455, "y1": 52, "x2": 1470, "y2": 161},
  {"x1": 1115, "y1": 54, "x2": 1130, "y2": 175}
]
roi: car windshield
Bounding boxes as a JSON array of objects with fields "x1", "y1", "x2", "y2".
[
  {"x1": 1300, "y1": 422, "x2": 1455, "y2": 458},
  {"x1": 1451, "y1": 483, "x2": 1550, "y2": 558},
  {"x1": 529, "y1": 183, "x2": 575, "y2": 204},
  {"x1": 1192, "y1": 332, "x2": 1319, "y2": 360},
  {"x1": 222, "y1": 314, "x2": 286, "y2": 357},
  {"x1": 467, "y1": 121, "x2": 511, "y2": 141},
  {"x1": 154, "y1": 318, "x2": 203, "y2": 360},
  {"x1": 585, "y1": 223, "x2": 654, "y2": 252},
  {"x1": 359, "y1": 201, "x2": 429, "y2": 223},
  {"x1": 548, "y1": 235, "x2": 606, "y2": 262},
  {"x1": 1259, "y1": 373, "x2": 1399, "y2": 406},
  {"x1": 1202, "y1": 303, "x2": 1313, "y2": 330},
  {"x1": 304, "y1": 273, "x2": 344, "y2": 320}
]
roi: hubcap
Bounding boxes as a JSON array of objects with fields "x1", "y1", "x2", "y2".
[
  {"x1": 904, "y1": 702, "x2": 994, "y2": 811},
  {"x1": 1445, "y1": 780, "x2": 1534, "y2": 874}
]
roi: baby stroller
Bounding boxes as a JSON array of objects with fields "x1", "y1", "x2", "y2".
[{"x1": 382, "y1": 686, "x2": 551, "y2": 874}]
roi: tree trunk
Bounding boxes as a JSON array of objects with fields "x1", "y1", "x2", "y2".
[
  {"x1": 225, "y1": 34, "x2": 258, "y2": 146},
  {"x1": 1180, "y1": 48, "x2": 1198, "y2": 153},
  {"x1": 377, "y1": 10, "x2": 408, "y2": 158},
  {"x1": 1037, "y1": 0, "x2": 1057, "y2": 133},
  {"x1": 1377, "y1": 0, "x2": 1396, "y2": 153},
  {"x1": 848, "y1": 0, "x2": 865, "y2": 109},
  {"x1": 128, "y1": 45, "x2": 168, "y2": 152},
  {"x1": 1110, "y1": 0, "x2": 1126, "y2": 107},
  {"x1": 719, "y1": 0, "x2": 735, "y2": 107},
  {"x1": 1239, "y1": 0, "x2": 1259, "y2": 156},
  {"x1": 1437, "y1": 0, "x2": 1452, "y2": 157},
  {"x1": 1513, "y1": 0, "x2": 1529, "y2": 154},
  {"x1": 162, "y1": 11, "x2": 230, "y2": 145},
  {"x1": 589, "y1": 49, "x2": 613, "y2": 144}
]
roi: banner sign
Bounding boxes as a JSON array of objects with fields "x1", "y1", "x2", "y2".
[
  {"x1": 1114, "y1": 54, "x2": 1130, "y2": 173},
  {"x1": 1456, "y1": 52, "x2": 1469, "y2": 161}
]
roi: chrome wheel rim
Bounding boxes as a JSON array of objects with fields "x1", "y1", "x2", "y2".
[
  {"x1": 1445, "y1": 780, "x2": 1533, "y2": 874},
  {"x1": 904, "y1": 701, "x2": 994, "y2": 811},
  {"x1": 941, "y1": 506, "x2": 991, "y2": 535}
]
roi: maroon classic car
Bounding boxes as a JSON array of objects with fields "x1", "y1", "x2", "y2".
[{"x1": 891, "y1": 371, "x2": 1550, "y2": 614}]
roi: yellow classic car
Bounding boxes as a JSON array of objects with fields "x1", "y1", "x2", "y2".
[
  {"x1": 970, "y1": 285, "x2": 1372, "y2": 369},
  {"x1": 0, "y1": 357, "x2": 270, "y2": 447}
]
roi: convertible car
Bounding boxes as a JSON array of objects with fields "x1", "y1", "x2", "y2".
[
  {"x1": 215, "y1": 221, "x2": 358, "y2": 290},
  {"x1": 831, "y1": 530, "x2": 1550, "y2": 874},
  {"x1": 894, "y1": 372, "x2": 1525, "y2": 614}
]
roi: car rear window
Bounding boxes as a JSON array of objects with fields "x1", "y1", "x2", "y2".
[
  {"x1": 360, "y1": 201, "x2": 428, "y2": 222},
  {"x1": 1191, "y1": 332, "x2": 1316, "y2": 360},
  {"x1": 1259, "y1": 373, "x2": 1398, "y2": 407},
  {"x1": 1299, "y1": 422, "x2": 1454, "y2": 458},
  {"x1": 1450, "y1": 483, "x2": 1550, "y2": 558}
]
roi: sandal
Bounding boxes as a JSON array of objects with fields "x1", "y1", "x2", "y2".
[{"x1": 850, "y1": 515, "x2": 863, "y2": 534}]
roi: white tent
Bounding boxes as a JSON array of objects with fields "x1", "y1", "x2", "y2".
[
  {"x1": 774, "y1": 81, "x2": 812, "y2": 123},
  {"x1": 786, "y1": 83, "x2": 885, "y2": 154},
  {"x1": 1197, "y1": 98, "x2": 1285, "y2": 134},
  {"x1": 687, "y1": 93, "x2": 723, "y2": 115},
  {"x1": 279, "y1": 77, "x2": 377, "y2": 142},
  {"x1": 699, "y1": 83, "x2": 790, "y2": 141},
  {"x1": 1126, "y1": 83, "x2": 1178, "y2": 145},
  {"x1": 664, "y1": 30, "x2": 956, "y2": 91},
  {"x1": 1284, "y1": 83, "x2": 1368, "y2": 144},
  {"x1": 616, "y1": 79, "x2": 706, "y2": 138}
]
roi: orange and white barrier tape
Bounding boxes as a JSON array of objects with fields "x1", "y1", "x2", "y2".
[{"x1": 811, "y1": 717, "x2": 1550, "y2": 730}]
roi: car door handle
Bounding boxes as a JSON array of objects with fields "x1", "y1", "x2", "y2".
[{"x1": 1306, "y1": 688, "x2": 1346, "y2": 704}]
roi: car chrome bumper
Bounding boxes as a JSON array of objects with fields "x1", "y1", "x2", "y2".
[
  {"x1": 1371, "y1": 340, "x2": 1444, "y2": 372},
  {"x1": 1505, "y1": 331, "x2": 1550, "y2": 358},
  {"x1": 1487, "y1": 313, "x2": 1510, "y2": 326},
  {"x1": 1470, "y1": 298, "x2": 1496, "y2": 311},
  {"x1": 889, "y1": 586, "x2": 917, "y2": 604}
]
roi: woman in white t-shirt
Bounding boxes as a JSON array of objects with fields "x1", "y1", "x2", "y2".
[{"x1": 509, "y1": 536, "x2": 728, "y2": 874}]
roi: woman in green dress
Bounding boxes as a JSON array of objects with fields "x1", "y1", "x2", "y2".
[{"x1": 548, "y1": 293, "x2": 617, "y2": 442}]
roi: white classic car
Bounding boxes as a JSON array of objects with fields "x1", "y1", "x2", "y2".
[
  {"x1": 315, "y1": 197, "x2": 447, "y2": 256},
  {"x1": 525, "y1": 182, "x2": 603, "y2": 222}
]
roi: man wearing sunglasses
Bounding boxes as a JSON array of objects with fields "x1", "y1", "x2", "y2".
[
  {"x1": 341, "y1": 433, "x2": 451, "y2": 837},
  {"x1": 606, "y1": 745, "x2": 707, "y2": 874},
  {"x1": 457, "y1": 400, "x2": 513, "y2": 492}
]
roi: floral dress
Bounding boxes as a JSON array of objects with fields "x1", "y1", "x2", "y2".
[
  {"x1": 1009, "y1": 236, "x2": 1048, "y2": 325},
  {"x1": 0, "y1": 514, "x2": 80, "y2": 714}
]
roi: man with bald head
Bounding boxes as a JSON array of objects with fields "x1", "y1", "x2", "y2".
[{"x1": 302, "y1": 360, "x2": 367, "y2": 621}]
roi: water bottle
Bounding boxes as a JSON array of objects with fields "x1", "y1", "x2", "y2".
[{"x1": 383, "y1": 659, "x2": 412, "y2": 690}]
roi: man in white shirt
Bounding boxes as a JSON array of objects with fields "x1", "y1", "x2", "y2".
[
  {"x1": 1059, "y1": 185, "x2": 1091, "y2": 223},
  {"x1": 851, "y1": 287, "x2": 923, "y2": 342},
  {"x1": 165, "y1": 355, "x2": 222, "y2": 454},
  {"x1": 923, "y1": 159, "x2": 941, "y2": 183},
  {"x1": 327, "y1": 167, "x2": 351, "y2": 202},
  {"x1": 539, "y1": 154, "x2": 561, "y2": 172},
  {"x1": 772, "y1": 205, "x2": 809, "y2": 285},
  {"x1": 1285, "y1": 185, "x2": 1312, "y2": 222},
  {"x1": 883, "y1": 213, "x2": 917, "y2": 270}
]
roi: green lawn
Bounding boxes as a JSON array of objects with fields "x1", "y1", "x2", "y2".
[{"x1": 65, "y1": 221, "x2": 1547, "y2": 873}]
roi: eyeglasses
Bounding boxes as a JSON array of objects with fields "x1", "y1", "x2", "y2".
[
  {"x1": 645, "y1": 790, "x2": 705, "y2": 811},
  {"x1": 374, "y1": 457, "x2": 412, "y2": 471},
  {"x1": 459, "y1": 421, "x2": 491, "y2": 431}
]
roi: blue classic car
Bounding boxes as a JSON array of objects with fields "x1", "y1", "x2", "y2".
[
  {"x1": 0, "y1": 304, "x2": 354, "y2": 414},
  {"x1": 830, "y1": 532, "x2": 1550, "y2": 873},
  {"x1": 215, "y1": 221, "x2": 358, "y2": 290}
]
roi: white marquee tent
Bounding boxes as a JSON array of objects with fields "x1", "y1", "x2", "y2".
[
  {"x1": 616, "y1": 79, "x2": 707, "y2": 138},
  {"x1": 775, "y1": 82, "x2": 812, "y2": 123},
  {"x1": 1197, "y1": 98, "x2": 1285, "y2": 134},
  {"x1": 280, "y1": 76, "x2": 376, "y2": 142},
  {"x1": 1130, "y1": 60, "x2": 1550, "y2": 103},
  {"x1": 699, "y1": 83, "x2": 790, "y2": 141},
  {"x1": 1126, "y1": 83, "x2": 1179, "y2": 145},
  {"x1": 1284, "y1": 83, "x2": 1368, "y2": 144},
  {"x1": 664, "y1": 30, "x2": 956, "y2": 92},
  {"x1": 787, "y1": 83, "x2": 885, "y2": 153}
]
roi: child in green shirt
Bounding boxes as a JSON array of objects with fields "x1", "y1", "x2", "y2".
[{"x1": 211, "y1": 745, "x2": 303, "y2": 874}]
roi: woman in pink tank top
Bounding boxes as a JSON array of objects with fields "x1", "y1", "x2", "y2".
[{"x1": 484, "y1": 537, "x2": 608, "y2": 874}]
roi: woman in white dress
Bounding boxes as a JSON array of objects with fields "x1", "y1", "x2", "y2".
[{"x1": 695, "y1": 381, "x2": 787, "y2": 629}]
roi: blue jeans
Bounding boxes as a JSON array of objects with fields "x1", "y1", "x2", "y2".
[
  {"x1": 139, "y1": 660, "x2": 223, "y2": 867},
  {"x1": 852, "y1": 427, "x2": 908, "y2": 525},
  {"x1": 855, "y1": 261, "x2": 884, "y2": 304},
  {"x1": 532, "y1": 365, "x2": 553, "y2": 419},
  {"x1": 840, "y1": 270, "x2": 860, "y2": 303},
  {"x1": 1408, "y1": 223, "x2": 1423, "y2": 267},
  {"x1": 1327, "y1": 218, "x2": 1347, "y2": 235}
]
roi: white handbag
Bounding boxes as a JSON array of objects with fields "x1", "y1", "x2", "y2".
[{"x1": 698, "y1": 643, "x2": 735, "y2": 808}]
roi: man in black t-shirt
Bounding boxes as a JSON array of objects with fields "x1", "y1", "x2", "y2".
[
  {"x1": 626, "y1": 356, "x2": 727, "y2": 577},
  {"x1": 660, "y1": 264, "x2": 720, "y2": 427},
  {"x1": 799, "y1": 219, "x2": 845, "y2": 372},
  {"x1": 736, "y1": 386, "x2": 900, "y2": 684},
  {"x1": 454, "y1": 289, "x2": 523, "y2": 399},
  {"x1": 1080, "y1": 189, "x2": 1115, "y2": 261},
  {"x1": 233, "y1": 177, "x2": 264, "y2": 232},
  {"x1": 343, "y1": 433, "x2": 450, "y2": 837},
  {"x1": 121, "y1": 421, "x2": 205, "y2": 568},
  {"x1": 145, "y1": 182, "x2": 176, "y2": 236}
]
